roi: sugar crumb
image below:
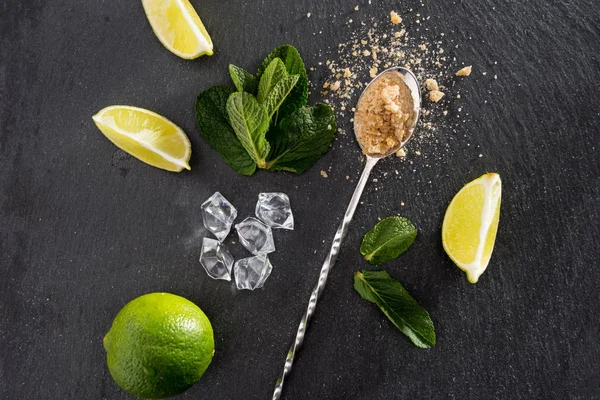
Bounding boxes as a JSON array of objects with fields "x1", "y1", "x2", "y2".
[
  {"x1": 429, "y1": 90, "x2": 444, "y2": 103},
  {"x1": 425, "y1": 78, "x2": 439, "y2": 91},
  {"x1": 395, "y1": 148, "x2": 406, "y2": 157},
  {"x1": 390, "y1": 11, "x2": 402, "y2": 24},
  {"x1": 455, "y1": 65, "x2": 472, "y2": 76},
  {"x1": 307, "y1": 12, "x2": 311, "y2": 18},
  {"x1": 320, "y1": 170, "x2": 328, "y2": 178}
]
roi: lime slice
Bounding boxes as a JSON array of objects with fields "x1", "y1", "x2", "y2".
[
  {"x1": 142, "y1": 0, "x2": 213, "y2": 59},
  {"x1": 442, "y1": 173, "x2": 502, "y2": 283},
  {"x1": 93, "y1": 105, "x2": 191, "y2": 172}
]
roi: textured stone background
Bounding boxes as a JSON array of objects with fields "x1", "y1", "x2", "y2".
[{"x1": 1, "y1": 0, "x2": 599, "y2": 399}]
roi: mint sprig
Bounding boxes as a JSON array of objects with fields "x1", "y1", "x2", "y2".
[{"x1": 195, "y1": 45, "x2": 336, "y2": 176}]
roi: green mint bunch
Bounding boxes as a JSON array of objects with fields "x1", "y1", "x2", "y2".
[{"x1": 195, "y1": 45, "x2": 337, "y2": 176}]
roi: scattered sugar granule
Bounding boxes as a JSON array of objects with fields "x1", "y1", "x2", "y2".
[
  {"x1": 346, "y1": 175, "x2": 350, "y2": 180},
  {"x1": 415, "y1": 151, "x2": 421, "y2": 156},
  {"x1": 394, "y1": 31, "x2": 403, "y2": 38},
  {"x1": 419, "y1": 44, "x2": 427, "y2": 51},
  {"x1": 327, "y1": 124, "x2": 332, "y2": 130},
  {"x1": 354, "y1": 5, "x2": 359, "y2": 11},
  {"x1": 479, "y1": 154, "x2": 483, "y2": 158},
  {"x1": 307, "y1": 12, "x2": 311, "y2": 18},
  {"x1": 330, "y1": 81, "x2": 341, "y2": 91},
  {"x1": 369, "y1": 67, "x2": 378, "y2": 78},
  {"x1": 455, "y1": 65, "x2": 472, "y2": 76},
  {"x1": 395, "y1": 148, "x2": 406, "y2": 157},
  {"x1": 443, "y1": 110, "x2": 448, "y2": 116},
  {"x1": 401, "y1": 202, "x2": 405, "y2": 206},
  {"x1": 363, "y1": 49, "x2": 371, "y2": 57},
  {"x1": 390, "y1": 11, "x2": 402, "y2": 24},
  {"x1": 343, "y1": 68, "x2": 352, "y2": 78},
  {"x1": 429, "y1": 90, "x2": 445, "y2": 103},
  {"x1": 320, "y1": 170, "x2": 328, "y2": 178},
  {"x1": 425, "y1": 78, "x2": 439, "y2": 91}
]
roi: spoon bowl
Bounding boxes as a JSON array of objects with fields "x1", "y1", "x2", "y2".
[{"x1": 354, "y1": 66, "x2": 421, "y2": 159}]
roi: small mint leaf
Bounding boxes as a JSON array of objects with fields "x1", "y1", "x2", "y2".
[
  {"x1": 229, "y1": 65, "x2": 257, "y2": 94},
  {"x1": 265, "y1": 104, "x2": 336, "y2": 174},
  {"x1": 195, "y1": 86, "x2": 256, "y2": 176},
  {"x1": 226, "y1": 92, "x2": 270, "y2": 168},
  {"x1": 263, "y1": 74, "x2": 299, "y2": 120},
  {"x1": 256, "y1": 45, "x2": 308, "y2": 123},
  {"x1": 257, "y1": 58, "x2": 287, "y2": 104}
]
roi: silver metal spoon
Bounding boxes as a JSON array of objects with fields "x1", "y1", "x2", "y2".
[{"x1": 272, "y1": 67, "x2": 421, "y2": 399}]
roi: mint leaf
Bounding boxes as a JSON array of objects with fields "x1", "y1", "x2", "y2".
[
  {"x1": 360, "y1": 217, "x2": 417, "y2": 265},
  {"x1": 257, "y1": 58, "x2": 287, "y2": 103},
  {"x1": 256, "y1": 58, "x2": 300, "y2": 119},
  {"x1": 229, "y1": 64, "x2": 257, "y2": 94},
  {"x1": 265, "y1": 104, "x2": 336, "y2": 173},
  {"x1": 226, "y1": 92, "x2": 270, "y2": 168},
  {"x1": 256, "y1": 45, "x2": 308, "y2": 122},
  {"x1": 263, "y1": 75, "x2": 299, "y2": 120},
  {"x1": 195, "y1": 86, "x2": 256, "y2": 176},
  {"x1": 354, "y1": 270, "x2": 436, "y2": 348}
]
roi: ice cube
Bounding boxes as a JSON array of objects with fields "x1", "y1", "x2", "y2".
[
  {"x1": 235, "y1": 217, "x2": 276, "y2": 255},
  {"x1": 199, "y1": 237, "x2": 234, "y2": 281},
  {"x1": 234, "y1": 254, "x2": 273, "y2": 290},
  {"x1": 201, "y1": 192, "x2": 237, "y2": 241},
  {"x1": 255, "y1": 192, "x2": 294, "y2": 230}
]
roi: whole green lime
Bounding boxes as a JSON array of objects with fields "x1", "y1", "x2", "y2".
[{"x1": 103, "y1": 292, "x2": 215, "y2": 399}]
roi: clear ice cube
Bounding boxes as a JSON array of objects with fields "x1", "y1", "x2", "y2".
[
  {"x1": 255, "y1": 192, "x2": 294, "y2": 230},
  {"x1": 201, "y1": 192, "x2": 237, "y2": 241},
  {"x1": 235, "y1": 217, "x2": 276, "y2": 255},
  {"x1": 234, "y1": 254, "x2": 273, "y2": 290},
  {"x1": 199, "y1": 237, "x2": 234, "y2": 281}
]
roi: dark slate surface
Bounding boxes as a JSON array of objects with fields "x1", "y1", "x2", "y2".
[{"x1": 1, "y1": 0, "x2": 599, "y2": 399}]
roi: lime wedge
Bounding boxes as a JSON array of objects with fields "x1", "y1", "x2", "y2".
[
  {"x1": 142, "y1": 0, "x2": 213, "y2": 59},
  {"x1": 93, "y1": 105, "x2": 191, "y2": 172},
  {"x1": 442, "y1": 173, "x2": 502, "y2": 283}
]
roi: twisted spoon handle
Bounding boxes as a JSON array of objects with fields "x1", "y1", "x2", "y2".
[{"x1": 272, "y1": 156, "x2": 379, "y2": 400}]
